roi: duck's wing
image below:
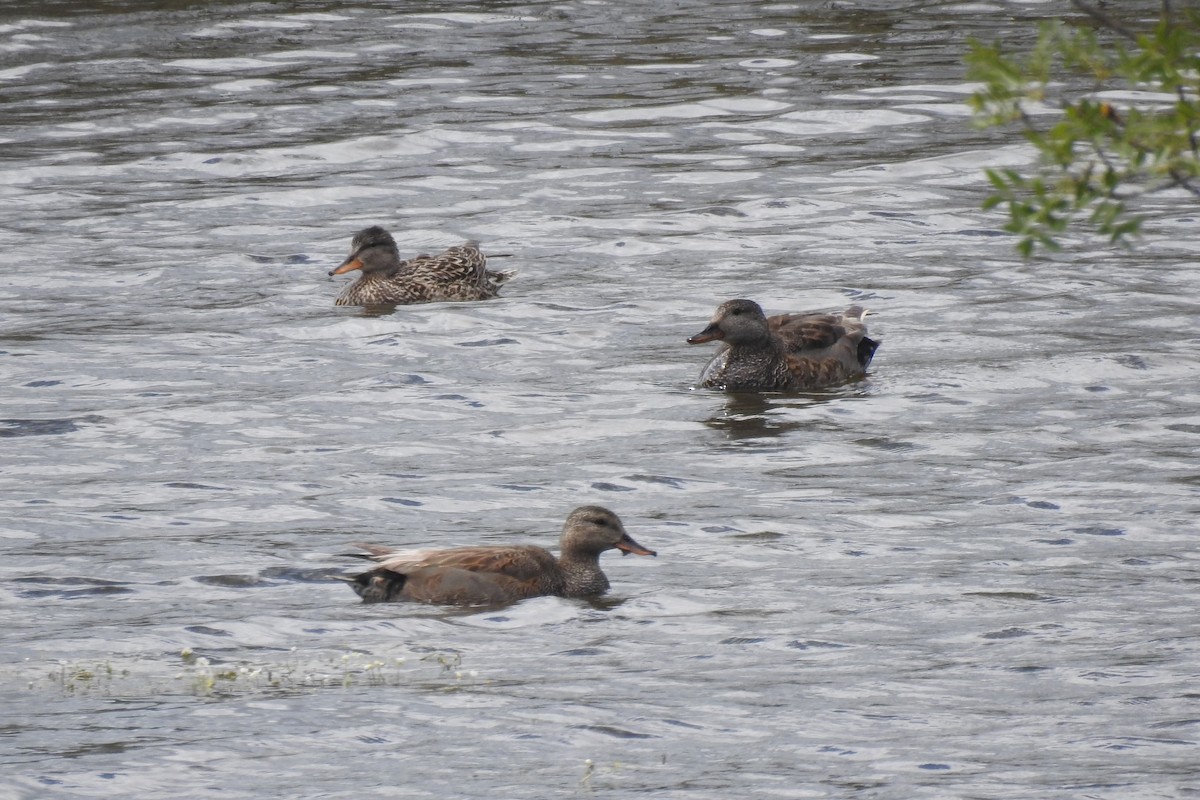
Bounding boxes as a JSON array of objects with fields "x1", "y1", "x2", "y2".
[
  {"x1": 769, "y1": 312, "x2": 850, "y2": 352},
  {"x1": 404, "y1": 244, "x2": 486, "y2": 282},
  {"x1": 358, "y1": 543, "x2": 557, "y2": 582},
  {"x1": 771, "y1": 306, "x2": 871, "y2": 353},
  {"x1": 398, "y1": 243, "x2": 509, "y2": 299}
]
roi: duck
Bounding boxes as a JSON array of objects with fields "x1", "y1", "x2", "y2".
[
  {"x1": 328, "y1": 225, "x2": 516, "y2": 306},
  {"x1": 687, "y1": 298, "x2": 879, "y2": 392},
  {"x1": 345, "y1": 506, "x2": 656, "y2": 605}
]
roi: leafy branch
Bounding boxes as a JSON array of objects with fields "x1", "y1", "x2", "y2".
[{"x1": 966, "y1": 2, "x2": 1200, "y2": 256}]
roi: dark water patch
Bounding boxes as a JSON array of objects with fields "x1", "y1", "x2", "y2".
[
  {"x1": 382, "y1": 497, "x2": 423, "y2": 506},
  {"x1": 981, "y1": 495, "x2": 1060, "y2": 510},
  {"x1": 787, "y1": 640, "x2": 850, "y2": 651},
  {"x1": 981, "y1": 628, "x2": 1033, "y2": 640},
  {"x1": 1071, "y1": 526, "x2": 1125, "y2": 537},
  {"x1": 456, "y1": 338, "x2": 518, "y2": 347},
  {"x1": 1146, "y1": 720, "x2": 1200, "y2": 732},
  {"x1": 696, "y1": 205, "x2": 748, "y2": 217},
  {"x1": 358, "y1": 306, "x2": 401, "y2": 318},
  {"x1": 625, "y1": 474, "x2": 686, "y2": 488},
  {"x1": 0, "y1": 415, "x2": 103, "y2": 437},
  {"x1": 590, "y1": 482, "x2": 635, "y2": 492},
  {"x1": 853, "y1": 436, "x2": 922, "y2": 452},
  {"x1": 1167, "y1": 474, "x2": 1200, "y2": 485},
  {"x1": 14, "y1": 576, "x2": 128, "y2": 587},
  {"x1": 496, "y1": 484, "x2": 541, "y2": 492},
  {"x1": 194, "y1": 574, "x2": 273, "y2": 588},
  {"x1": 720, "y1": 637, "x2": 767, "y2": 645},
  {"x1": 371, "y1": 373, "x2": 430, "y2": 386},
  {"x1": 22, "y1": 380, "x2": 62, "y2": 388},
  {"x1": 1115, "y1": 354, "x2": 1151, "y2": 369},
  {"x1": 662, "y1": 718, "x2": 705, "y2": 730},
  {"x1": 964, "y1": 591, "x2": 1051, "y2": 602},
  {"x1": 163, "y1": 482, "x2": 232, "y2": 491},
  {"x1": 556, "y1": 647, "x2": 607, "y2": 656},
  {"x1": 185, "y1": 625, "x2": 232, "y2": 637},
  {"x1": 260, "y1": 567, "x2": 348, "y2": 583},
  {"x1": 17, "y1": 583, "x2": 135, "y2": 600},
  {"x1": 728, "y1": 531, "x2": 783, "y2": 541},
  {"x1": 573, "y1": 724, "x2": 657, "y2": 740},
  {"x1": 1165, "y1": 423, "x2": 1200, "y2": 434},
  {"x1": 911, "y1": 392, "x2": 972, "y2": 406},
  {"x1": 1035, "y1": 537, "x2": 1075, "y2": 546},
  {"x1": 435, "y1": 394, "x2": 484, "y2": 407}
]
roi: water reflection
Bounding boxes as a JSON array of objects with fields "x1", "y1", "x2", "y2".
[{"x1": 700, "y1": 389, "x2": 857, "y2": 439}]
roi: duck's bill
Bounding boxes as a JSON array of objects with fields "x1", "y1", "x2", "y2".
[
  {"x1": 615, "y1": 533, "x2": 657, "y2": 557},
  {"x1": 686, "y1": 324, "x2": 723, "y2": 344},
  {"x1": 329, "y1": 256, "x2": 363, "y2": 276}
]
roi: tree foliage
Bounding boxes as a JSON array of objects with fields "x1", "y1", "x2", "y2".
[{"x1": 966, "y1": 1, "x2": 1200, "y2": 256}]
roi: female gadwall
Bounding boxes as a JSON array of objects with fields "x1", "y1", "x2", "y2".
[
  {"x1": 328, "y1": 225, "x2": 515, "y2": 306},
  {"x1": 346, "y1": 506, "x2": 656, "y2": 605},
  {"x1": 687, "y1": 298, "x2": 879, "y2": 392}
]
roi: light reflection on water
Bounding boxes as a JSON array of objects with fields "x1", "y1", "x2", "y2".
[{"x1": 2, "y1": 1, "x2": 1198, "y2": 798}]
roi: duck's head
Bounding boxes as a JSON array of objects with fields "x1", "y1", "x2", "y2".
[
  {"x1": 687, "y1": 299, "x2": 769, "y2": 345},
  {"x1": 561, "y1": 505, "x2": 656, "y2": 558},
  {"x1": 329, "y1": 226, "x2": 401, "y2": 276}
]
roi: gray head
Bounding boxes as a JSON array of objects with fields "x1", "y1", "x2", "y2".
[
  {"x1": 687, "y1": 299, "x2": 770, "y2": 346},
  {"x1": 559, "y1": 505, "x2": 656, "y2": 559},
  {"x1": 329, "y1": 226, "x2": 401, "y2": 276}
]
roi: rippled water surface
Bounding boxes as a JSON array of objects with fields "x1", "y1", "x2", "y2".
[{"x1": 3, "y1": 1, "x2": 1198, "y2": 797}]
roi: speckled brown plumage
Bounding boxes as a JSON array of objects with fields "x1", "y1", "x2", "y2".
[
  {"x1": 329, "y1": 225, "x2": 515, "y2": 307},
  {"x1": 687, "y1": 298, "x2": 879, "y2": 392},
  {"x1": 345, "y1": 506, "x2": 656, "y2": 606}
]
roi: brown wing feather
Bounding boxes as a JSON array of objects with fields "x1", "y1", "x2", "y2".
[
  {"x1": 371, "y1": 544, "x2": 558, "y2": 582},
  {"x1": 769, "y1": 313, "x2": 848, "y2": 352}
]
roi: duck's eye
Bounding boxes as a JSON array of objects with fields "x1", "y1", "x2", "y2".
[{"x1": 589, "y1": 517, "x2": 608, "y2": 527}]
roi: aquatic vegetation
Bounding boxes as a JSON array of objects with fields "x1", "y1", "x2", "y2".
[{"x1": 37, "y1": 647, "x2": 483, "y2": 699}]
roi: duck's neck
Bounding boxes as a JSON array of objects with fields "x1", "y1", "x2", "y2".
[{"x1": 557, "y1": 551, "x2": 610, "y2": 597}]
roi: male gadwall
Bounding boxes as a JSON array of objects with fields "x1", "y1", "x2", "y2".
[
  {"x1": 687, "y1": 298, "x2": 879, "y2": 392},
  {"x1": 329, "y1": 225, "x2": 516, "y2": 306},
  {"x1": 346, "y1": 506, "x2": 656, "y2": 605}
]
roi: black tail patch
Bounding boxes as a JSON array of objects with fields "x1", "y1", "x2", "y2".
[
  {"x1": 351, "y1": 569, "x2": 409, "y2": 603},
  {"x1": 858, "y1": 337, "x2": 880, "y2": 368}
]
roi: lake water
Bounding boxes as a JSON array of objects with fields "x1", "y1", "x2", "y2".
[{"x1": 2, "y1": 1, "x2": 1198, "y2": 798}]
